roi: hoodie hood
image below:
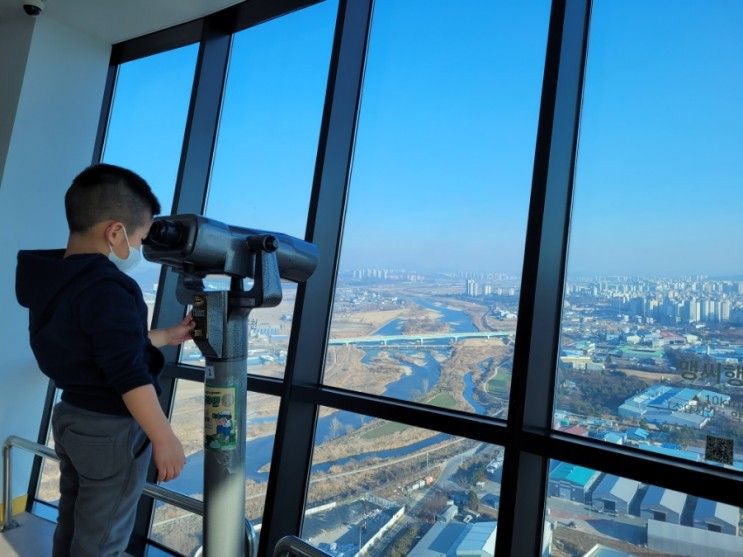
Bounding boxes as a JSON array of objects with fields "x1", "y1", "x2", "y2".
[{"x1": 16, "y1": 249, "x2": 111, "y2": 319}]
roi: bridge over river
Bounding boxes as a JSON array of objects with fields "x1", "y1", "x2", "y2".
[{"x1": 328, "y1": 330, "x2": 513, "y2": 346}]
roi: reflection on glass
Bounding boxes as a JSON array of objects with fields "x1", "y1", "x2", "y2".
[
  {"x1": 554, "y1": 1, "x2": 743, "y2": 470},
  {"x1": 150, "y1": 380, "x2": 279, "y2": 553},
  {"x1": 544, "y1": 459, "x2": 742, "y2": 556},
  {"x1": 185, "y1": 1, "x2": 336, "y2": 377},
  {"x1": 101, "y1": 45, "x2": 198, "y2": 324},
  {"x1": 322, "y1": 0, "x2": 551, "y2": 417},
  {"x1": 302, "y1": 407, "x2": 502, "y2": 556}
]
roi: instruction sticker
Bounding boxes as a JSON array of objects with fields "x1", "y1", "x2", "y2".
[{"x1": 204, "y1": 386, "x2": 237, "y2": 451}]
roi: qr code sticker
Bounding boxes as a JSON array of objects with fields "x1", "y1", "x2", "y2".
[{"x1": 705, "y1": 435, "x2": 733, "y2": 466}]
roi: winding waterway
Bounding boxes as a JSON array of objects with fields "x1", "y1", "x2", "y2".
[{"x1": 168, "y1": 297, "x2": 486, "y2": 493}]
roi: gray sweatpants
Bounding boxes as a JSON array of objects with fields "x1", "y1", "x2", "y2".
[{"x1": 51, "y1": 400, "x2": 151, "y2": 557}]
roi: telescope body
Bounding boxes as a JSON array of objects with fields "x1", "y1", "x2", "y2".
[{"x1": 142, "y1": 214, "x2": 317, "y2": 282}]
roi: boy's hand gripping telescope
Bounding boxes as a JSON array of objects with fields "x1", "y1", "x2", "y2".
[{"x1": 143, "y1": 214, "x2": 318, "y2": 557}]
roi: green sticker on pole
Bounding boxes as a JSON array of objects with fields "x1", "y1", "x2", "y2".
[{"x1": 205, "y1": 386, "x2": 237, "y2": 450}]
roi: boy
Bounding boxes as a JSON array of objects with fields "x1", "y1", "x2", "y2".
[{"x1": 16, "y1": 164, "x2": 194, "y2": 556}]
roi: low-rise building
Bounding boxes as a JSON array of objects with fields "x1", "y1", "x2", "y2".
[
  {"x1": 618, "y1": 385, "x2": 725, "y2": 429},
  {"x1": 304, "y1": 496, "x2": 405, "y2": 556},
  {"x1": 601, "y1": 432, "x2": 624, "y2": 445},
  {"x1": 641, "y1": 486, "x2": 686, "y2": 524},
  {"x1": 693, "y1": 498, "x2": 739, "y2": 535},
  {"x1": 548, "y1": 463, "x2": 601, "y2": 503},
  {"x1": 408, "y1": 521, "x2": 497, "y2": 557},
  {"x1": 437, "y1": 504, "x2": 458, "y2": 523},
  {"x1": 582, "y1": 545, "x2": 634, "y2": 557},
  {"x1": 648, "y1": 519, "x2": 743, "y2": 557},
  {"x1": 590, "y1": 475, "x2": 640, "y2": 515}
]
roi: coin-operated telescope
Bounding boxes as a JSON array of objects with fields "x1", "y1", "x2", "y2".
[{"x1": 143, "y1": 214, "x2": 318, "y2": 557}]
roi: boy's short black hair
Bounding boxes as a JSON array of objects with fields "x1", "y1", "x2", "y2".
[{"x1": 65, "y1": 164, "x2": 161, "y2": 233}]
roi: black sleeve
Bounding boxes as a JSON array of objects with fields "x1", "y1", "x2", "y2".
[{"x1": 78, "y1": 279, "x2": 154, "y2": 395}]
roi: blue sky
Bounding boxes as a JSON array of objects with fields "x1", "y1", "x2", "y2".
[{"x1": 103, "y1": 0, "x2": 742, "y2": 279}]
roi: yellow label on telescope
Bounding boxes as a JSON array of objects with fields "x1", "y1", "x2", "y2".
[{"x1": 204, "y1": 386, "x2": 237, "y2": 451}]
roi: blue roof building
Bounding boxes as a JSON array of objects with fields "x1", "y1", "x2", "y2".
[
  {"x1": 693, "y1": 498, "x2": 738, "y2": 535},
  {"x1": 408, "y1": 521, "x2": 497, "y2": 557},
  {"x1": 601, "y1": 432, "x2": 624, "y2": 445},
  {"x1": 641, "y1": 486, "x2": 687, "y2": 524},
  {"x1": 548, "y1": 463, "x2": 601, "y2": 503},
  {"x1": 626, "y1": 427, "x2": 649, "y2": 441},
  {"x1": 637, "y1": 443, "x2": 701, "y2": 462},
  {"x1": 591, "y1": 475, "x2": 640, "y2": 515}
]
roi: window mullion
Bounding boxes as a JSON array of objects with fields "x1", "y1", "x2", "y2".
[
  {"x1": 258, "y1": 1, "x2": 374, "y2": 554},
  {"x1": 496, "y1": 1, "x2": 592, "y2": 556}
]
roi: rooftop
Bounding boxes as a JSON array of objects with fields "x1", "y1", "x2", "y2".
[
  {"x1": 648, "y1": 519, "x2": 743, "y2": 554},
  {"x1": 642, "y1": 486, "x2": 686, "y2": 514},
  {"x1": 583, "y1": 544, "x2": 635, "y2": 557},
  {"x1": 693, "y1": 498, "x2": 739, "y2": 526},
  {"x1": 303, "y1": 497, "x2": 403, "y2": 554},
  {"x1": 457, "y1": 522, "x2": 498, "y2": 555},
  {"x1": 408, "y1": 521, "x2": 498, "y2": 557},
  {"x1": 593, "y1": 474, "x2": 640, "y2": 503},
  {"x1": 637, "y1": 443, "x2": 702, "y2": 462},
  {"x1": 550, "y1": 462, "x2": 598, "y2": 488}
]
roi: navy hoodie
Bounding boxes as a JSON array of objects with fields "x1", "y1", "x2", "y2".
[{"x1": 16, "y1": 249, "x2": 164, "y2": 416}]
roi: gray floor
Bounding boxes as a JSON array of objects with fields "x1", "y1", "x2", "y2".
[
  {"x1": 0, "y1": 512, "x2": 56, "y2": 556},
  {"x1": 0, "y1": 513, "x2": 136, "y2": 556}
]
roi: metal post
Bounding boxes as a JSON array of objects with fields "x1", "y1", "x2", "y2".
[
  {"x1": 182, "y1": 248, "x2": 282, "y2": 557},
  {"x1": 3, "y1": 434, "x2": 262, "y2": 556},
  {"x1": 1, "y1": 441, "x2": 19, "y2": 532},
  {"x1": 197, "y1": 290, "x2": 249, "y2": 557}
]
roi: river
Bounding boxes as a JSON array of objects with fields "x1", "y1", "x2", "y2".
[{"x1": 167, "y1": 296, "x2": 486, "y2": 493}]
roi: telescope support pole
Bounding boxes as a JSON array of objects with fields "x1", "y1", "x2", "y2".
[
  {"x1": 181, "y1": 247, "x2": 282, "y2": 557},
  {"x1": 200, "y1": 291, "x2": 250, "y2": 557}
]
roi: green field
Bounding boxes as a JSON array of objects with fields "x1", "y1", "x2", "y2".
[
  {"x1": 361, "y1": 421, "x2": 409, "y2": 440},
  {"x1": 360, "y1": 392, "x2": 457, "y2": 440},
  {"x1": 487, "y1": 371, "x2": 511, "y2": 394},
  {"x1": 426, "y1": 392, "x2": 457, "y2": 409}
]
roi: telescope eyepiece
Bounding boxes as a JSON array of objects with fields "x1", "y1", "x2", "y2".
[
  {"x1": 144, "y1": 219, "x2": 185, "y2": 249},
  {"x1": 247, "y1": 234, "x2": 279, "y2": 253}
]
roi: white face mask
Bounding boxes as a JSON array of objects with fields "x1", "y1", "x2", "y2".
[{"x1": 108, "y1": 226, "x2": 142, "y2": 273}]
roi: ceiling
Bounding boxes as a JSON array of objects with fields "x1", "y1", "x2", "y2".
[{"x1": 0, "y1": 0, "x2": 243, "y2": 43}]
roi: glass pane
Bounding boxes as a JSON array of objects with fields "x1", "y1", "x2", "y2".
[
  {"x1": 544, "y1": 459, "x2": 743, "y2": 556},
  {"x1": 302, "y1": 407, "x2": 503, "y2": 556},
  {"x1": 36, "y1": 389, "x2": 63, "y2": 507},
  {"x1": 554, "y1": 1, "x2": 743, "y2": 469},
  {"x1": 149, "y1": 503, "x2": 201, "y2": 556},
  {"x1": 192, "y1": 1, "x2": 337, "y2": 377},
  {"x1": 323, "y1": 0, "x2": 551, "y2": 417},
  {"x1": 150, "y1": 380, "x2": 279, "y2": 552},
  {"x1": 102, "y1": 45, "x2": 198, "y2": 322}
]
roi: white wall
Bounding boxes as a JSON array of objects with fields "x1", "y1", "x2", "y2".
[
  {"x1": 0, "y1": 17, "x2": 35, "y2": 180},
  {"x1": 0, "y1": 13, "x2": 110, "y2": 503}
]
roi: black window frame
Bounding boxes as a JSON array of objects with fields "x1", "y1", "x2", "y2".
[{"x1": 27, "y1": 1, "x2": 743, "y2": 556}]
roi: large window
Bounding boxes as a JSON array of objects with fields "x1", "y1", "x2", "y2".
[
  {"x1": 553, "y1": 0, "x2": 743, "y2": 471},
  {"x1": 151, "y1": 381, "x2": 279, "y2": 554},
  {"x1": 102, "y1": 45, "x2": 198, "y2": 323},
  {"x1": 323, "y1": 0, "x2": 551, "y2": 418},
  {"x1": 181, "y1": 1, "x2": 338, "y2": 378},
  {"x1": 25, "y1": 2, "x2": 743, "y2": 556},
  {"x1": 545, "y1": 459, "x2": 743, "y2": 556},
  {"x1": 302, "y1": 409, "x2": 503, "y2": 556}
]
